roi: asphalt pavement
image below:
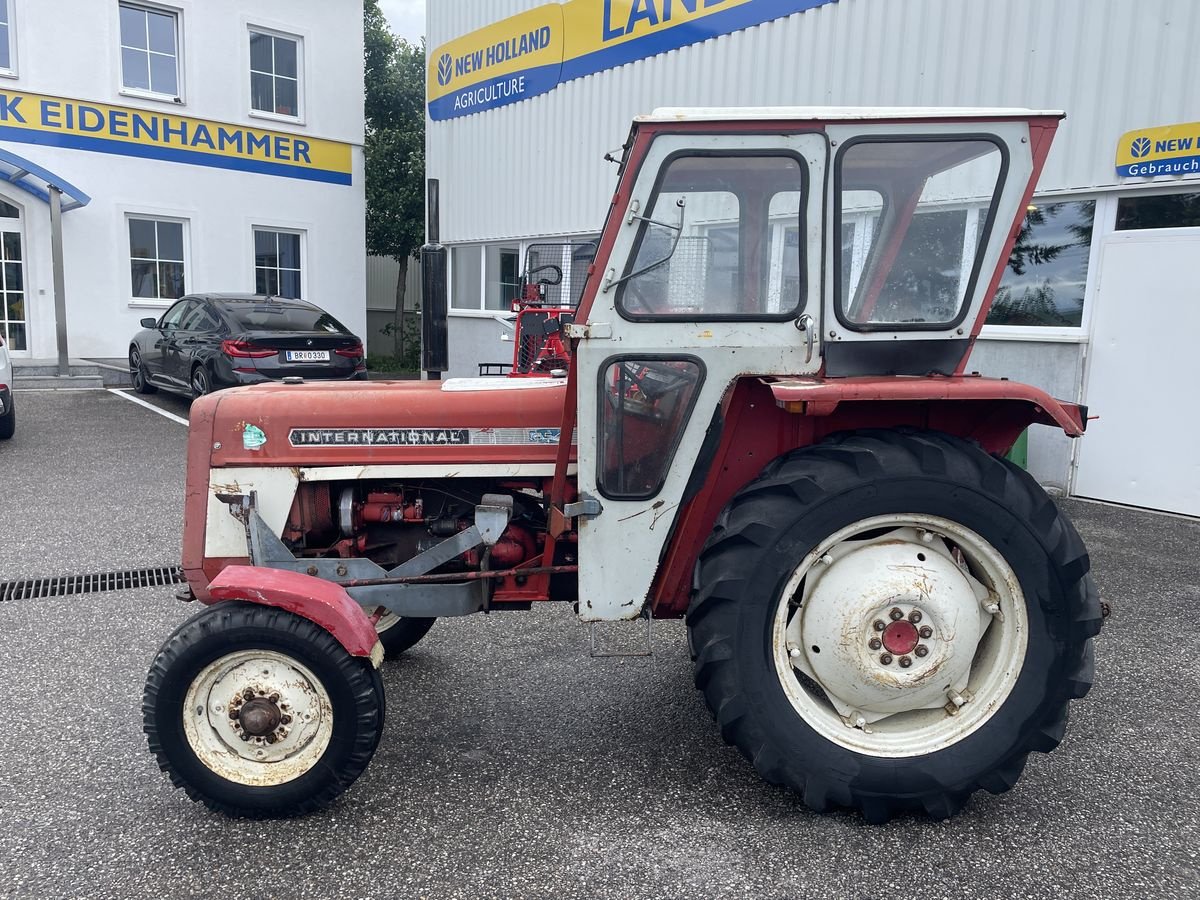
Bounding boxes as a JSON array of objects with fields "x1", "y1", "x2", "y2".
[{"x1": 0, "y1": 390, "x2": 1197, "y2": 899}]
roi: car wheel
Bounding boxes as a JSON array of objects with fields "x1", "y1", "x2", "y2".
[
  {"x1": 0, "y1": 401, "x2": 13, "y2": 440},
  {"x1": 191, "y1": 364, "x2": 212, "y2": 397},
  {"x1": 143, "y1": 602, "x2": 385, "y2": 817},
  {"x1": 130, "y1": 347, "x2": 157, "y2": 395},
  {"x1": 687, "y1": 429, "x2": 1100, "y2": 822}
]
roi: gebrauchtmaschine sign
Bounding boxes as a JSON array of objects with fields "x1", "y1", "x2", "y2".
[
  {"x1": 428, "y1": 0, "x2": 838, "y2": 121},
  {"x1": 0, "y1": 88, "x2": 353, "y2": 185},
  {"x1": 1116, "y1": 122, "x2": 1200, "y2": 178}
]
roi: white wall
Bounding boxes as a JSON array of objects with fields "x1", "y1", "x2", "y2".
[
  {"x1": 428, "y1": 0, "x2": 1200, "y2": 243},
  {"x1": 2, "y1": 0, "x2": 365, "y2": 359}
]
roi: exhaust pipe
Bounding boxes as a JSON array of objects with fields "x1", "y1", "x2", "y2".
[{"x1": 421, "y1": 178, "x2": 449, "y2": 379}]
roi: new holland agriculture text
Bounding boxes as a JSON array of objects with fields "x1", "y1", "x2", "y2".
[{"x1": 428, "y1": 0, "x2": 839, "y2": 121}]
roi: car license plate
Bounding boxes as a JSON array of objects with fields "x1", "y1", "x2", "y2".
[{"x1": 285, "y1": 350, "x2": 330, "y2": 362}]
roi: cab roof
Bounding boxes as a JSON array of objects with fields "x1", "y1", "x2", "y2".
[{"x1": 640, "y1": 106, "x2": 1065, "y2": 123}]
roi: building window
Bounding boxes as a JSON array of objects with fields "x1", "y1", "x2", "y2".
[
  {"x1": 485, "y1": 245, "x2": 521, "y2": 310},
  {"x1": 986, "y1": 199, "x2": 1095, "y2": 328},
  {"x1": 1115, "y1": 191, "x2": 1200, "y2": 231},
  {"x1": 119, "y1": 3, "x2": 181, "y2": 99},
  {"x1": 254, "y1": 228, "x2": 303, "y2": 298},
  {"x1": 249, "y1": 29, "x2": 301, "y2": 118},
  {"x1": 128, "y1": 216, "x2": 186, "y2": 301},
  {"x1": 450, "y1": 245, "x2": 482, "y2": 311},
  {"x1": 0, "y1": 0, "x2": 15, "y2": 75}
]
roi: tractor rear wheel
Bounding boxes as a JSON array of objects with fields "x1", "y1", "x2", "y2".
[
  {"x1": 687, "y1": 429, "x2": 1101, "y2": 822},
  {"x1": 143, "y1": 601, "x2": 384, "y2": 817}
]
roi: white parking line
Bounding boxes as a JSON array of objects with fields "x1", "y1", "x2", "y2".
[{"x1": 108, "y1": 389, "x2": 190, "y2": 426}]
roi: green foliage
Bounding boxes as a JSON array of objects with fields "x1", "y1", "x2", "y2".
[
  {"x1": 364, "y1": 2, "x2": 425, "y2": 263},
  {"x1": 376, "y1": 313, "x2": 422, "y2": 371}
]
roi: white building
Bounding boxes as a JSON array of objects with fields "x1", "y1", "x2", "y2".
[
  {"x1": 426, "y1": 0, "x2": 1200, "y2": 517},
  {"x1": 0, "y1": 0, "x2": 365, "y2": 361}
]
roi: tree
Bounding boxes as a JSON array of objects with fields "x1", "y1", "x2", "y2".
[{"x1": 364, "y1": 1, "x2": 425, "y2": 368}]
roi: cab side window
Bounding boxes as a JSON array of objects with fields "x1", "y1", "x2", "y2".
[{"x1": 618, "y1": 154, "x2": 806, "y2": 320}]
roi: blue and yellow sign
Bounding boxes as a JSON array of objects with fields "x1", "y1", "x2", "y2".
[
  {"x1": 0, "y1": 89, "x2": 353, "y2": 185},
  {"x1": 1116, "y1": 122, "x2": 1200, "y2": 179},
  {"x1": 428, "y1": 0, "x2": 838, "y2": 121}
]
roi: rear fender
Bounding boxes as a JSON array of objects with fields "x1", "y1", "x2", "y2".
[{"x1": 206, "y1": 565, "x2": 383, "y2": 666}]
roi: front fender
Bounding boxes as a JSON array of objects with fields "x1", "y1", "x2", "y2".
[{"x1": 206, "y1": 565, "x2": 383, "y2": 666}]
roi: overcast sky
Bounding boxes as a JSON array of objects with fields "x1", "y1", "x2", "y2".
[{"x1": 380, "y1": 0, "x2": 426, "y2": 45}]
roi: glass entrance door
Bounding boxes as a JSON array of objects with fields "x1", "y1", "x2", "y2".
[{"x1": 0, "y1": 198, "x2": 25, "y2": 353}]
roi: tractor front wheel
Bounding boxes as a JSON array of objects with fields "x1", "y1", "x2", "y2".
[
  {"x1": 143, "y1": 602, "x2": 384, "y2": 817},
  {"x1": 687, "y1": 429, "x2": 1101, "y2": 822}
]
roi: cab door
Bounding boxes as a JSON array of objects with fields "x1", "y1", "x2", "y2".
[{"x1": 572, "y1": 131, "x2": 826, "y2": 622}]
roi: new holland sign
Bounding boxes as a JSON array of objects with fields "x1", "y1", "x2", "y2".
[
  {"x1": 0, "y1": 88, "x2": 353, "y2": 185},
  {"x1": 428, "y1": 0, "x2": 839, "y2": 121},
  {"x1": 1116, "y1": 122, "x2": 1200, "y2": 178}
]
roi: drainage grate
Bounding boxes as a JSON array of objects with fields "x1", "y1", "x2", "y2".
[{"x1": 0, "y1": 566, "x2": 186, "y2": 602}]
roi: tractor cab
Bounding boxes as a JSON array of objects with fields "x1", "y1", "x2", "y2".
[{"x1": 565, "y1": 108, "x2": 1059, "y2": 620}]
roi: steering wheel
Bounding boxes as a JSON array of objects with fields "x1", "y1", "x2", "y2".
[
  {"x1": 527, "y1": 263, "x2": 562, "y2": 286},
  {"x1": 605, "y1": 360, "x2": 696, "y2": 416}
]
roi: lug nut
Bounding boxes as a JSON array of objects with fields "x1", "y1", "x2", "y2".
[
  {"x1": 873, "y1": 620, "x2": 886, "y2": 632},
  {"x1": 228, "y1": 708, "x2": 239, "y2": 720},
  {"x1": 915, "y1": 645, "x2": 929, "y2": 658},
  {"x1": 242, "y1": 688, "x2": 255, "y2": 700},
  {"x1": 879, "y1": 653, "x2": 893, "y2": 665},
  {"x1": 281, "y1": 714, "x2": 292, "y2": 725},
  {"x1": 899, "y1": 656, "x2": 912, "y2": 668},
  {"x1": 269, "y1": 693, "x2": 280, "y2": 703},
  {"x1": 908, "y1": 610, "x2": 922, "y2": 624},
  {"x1": 868, "y1": 638, "x2": 882, "y2": 650},
  {"x1": 919, "y1": 625, "x2": 933, "y2": 639},
  {"x1": 889, "y1": 608, "x2": 904, "y2": 621}
]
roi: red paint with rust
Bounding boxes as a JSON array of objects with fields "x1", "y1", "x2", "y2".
[
  {"x1": 206, "y1": 565, "x2": 380, "y2": 658},
  {"x1": 767, "y1": 376, "x2": 1085, "y2": 435},
  {"x1": 648, "y1": 376, "x2": 1087, "y2": 618},
  {"x1": 204, "y1": 379, "x2": 575, "y2": 468}
]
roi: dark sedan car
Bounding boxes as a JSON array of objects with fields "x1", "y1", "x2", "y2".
[{"x1": 129, "y1": 293, "x2": 366, "y2": 398}]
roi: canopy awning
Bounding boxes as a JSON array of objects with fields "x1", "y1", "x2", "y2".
[{"x1": 0, "y1": 146, "x2": 90, "y2": 211}]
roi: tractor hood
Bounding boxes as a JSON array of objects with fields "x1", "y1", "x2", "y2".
[{"x1": 194, "y1": 377, "x2": 574, "y2": 468}]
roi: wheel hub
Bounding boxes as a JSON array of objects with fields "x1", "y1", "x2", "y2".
[
  {"x1": 787, "y1": 528, "x2": 994, "y2": 723},
  {"x1": 881, "y1": 619, "x2": 919, "y2": 656},
  {"x1": 182, "y1": 650, "x2": 333, "y2": 785},
  {"x1": 237, "y1": 697, "x2": 282, "y2": 736}
]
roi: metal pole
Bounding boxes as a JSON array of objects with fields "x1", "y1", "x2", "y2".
[{"x1": 49, "y1": 186, "x2": 70, "y2": 376}]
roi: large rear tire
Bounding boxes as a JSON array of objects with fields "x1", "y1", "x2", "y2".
[
  {"x1": 143, "y1": 602, "x2": 384, "y2": 817},
  {"x1": 687, "y1": 429, "x2": 1101, "y2": 822}
]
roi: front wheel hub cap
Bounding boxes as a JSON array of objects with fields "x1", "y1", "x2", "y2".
[
  {"x1": 238, "y1": 697, "x2": 282, "y2": 736},
  {"x1": 787, "y1": 528, "x2": 993, "y2": 722}
]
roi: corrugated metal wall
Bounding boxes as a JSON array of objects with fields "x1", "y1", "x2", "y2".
[{"x1": 428, "y1": 0, "x2": 1200, "y2": 243}]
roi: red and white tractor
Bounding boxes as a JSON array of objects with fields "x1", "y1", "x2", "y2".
[{"x1": 144, "y1": 108, "x2": 1101, "y2": 823}]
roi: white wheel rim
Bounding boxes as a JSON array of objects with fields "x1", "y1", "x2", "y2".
[
  {"x1": 182, "y1": 650, "x2": 334, "y2": 786},
  {"x1": 771, "y1": 514, "x2": 1028, "y2": 758},
  {"x1": 365, "y1": 606, "x2": 400, "y2": 634}
]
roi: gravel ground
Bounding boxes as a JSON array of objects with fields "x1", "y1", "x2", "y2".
[{"x1": 0, "y1": 390, "x2": 1196, "y2": 899}]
